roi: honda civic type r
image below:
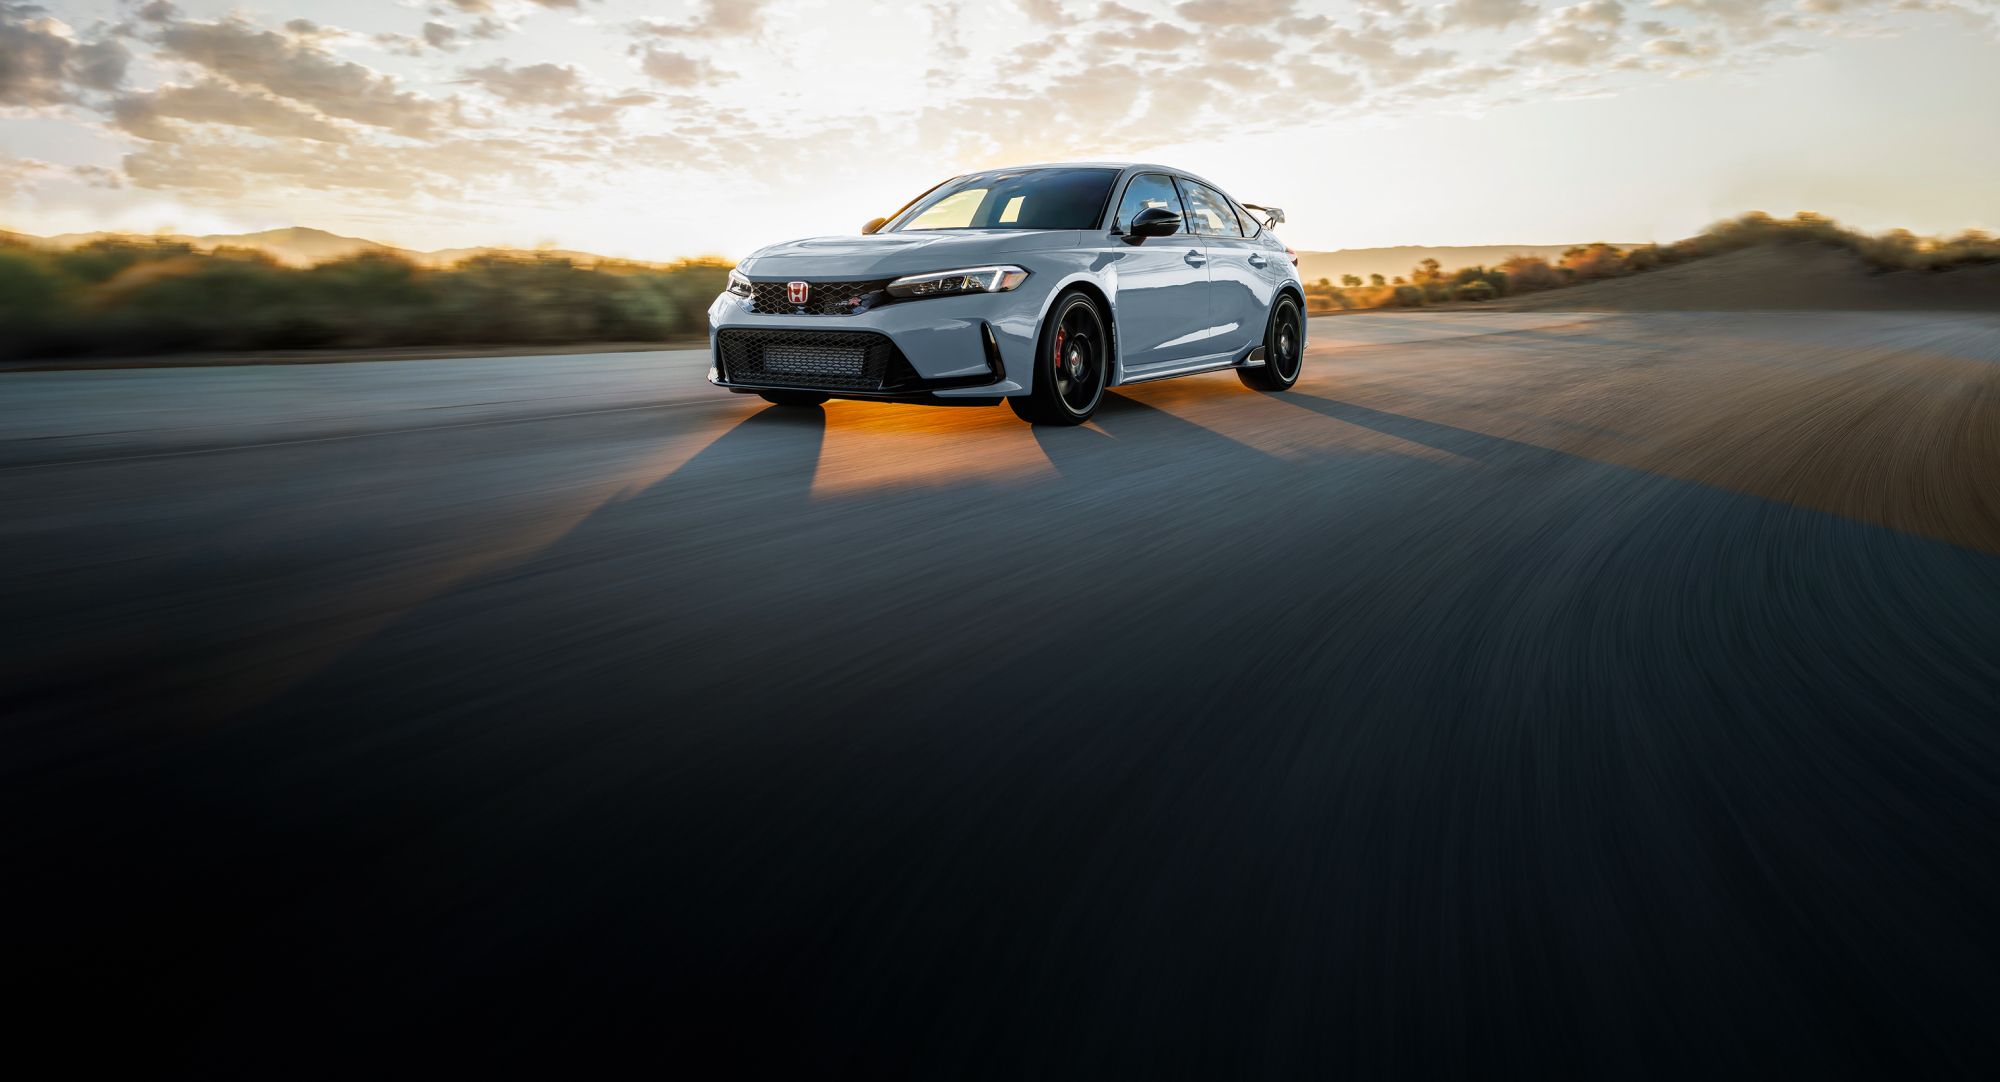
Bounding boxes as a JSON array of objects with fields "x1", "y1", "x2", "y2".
[{"x1": 708, "y1": 163, "x2": 1307, "y2": 426}]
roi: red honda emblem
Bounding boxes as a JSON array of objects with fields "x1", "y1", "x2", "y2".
[{"x1": 787, "y1": 281, "x2": 810, "y2": 305}]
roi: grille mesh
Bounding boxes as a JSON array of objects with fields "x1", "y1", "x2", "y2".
[
  {"x1": 748, "y1": 278, "x2": 892, "y2": 316},
  {"x1": 716, "y1": 328, "x2": 899, "y2": 391}
]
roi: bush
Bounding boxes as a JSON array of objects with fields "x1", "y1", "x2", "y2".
[
  {"x1": 1391, "y1": 285, "x2": 1425, "y2": 307},
  {"x1": 1499, "y1": 256, "x2": 1562, "y2": 293},
  {"x1": 0, "y1": 232, "x2": 732, "y2": 359},
  {"x1": 1456, "y1": 280, "x2": 1497, "y2": 302}
]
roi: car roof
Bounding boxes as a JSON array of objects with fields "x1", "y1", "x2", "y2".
[{"x1": 962, "y1": 161, "x2": 1234, "y2": 194}]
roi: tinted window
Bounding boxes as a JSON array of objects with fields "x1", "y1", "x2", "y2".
[
  {"x1": 1114, "y1": 172, "x2": 1186, "y2": 233},
  {"x1": 890, "y1": 168, "x2": 1117, "y2": 231},
  {"x1": 1177, "y1": 178, "x2": 1243, "y2": 237},
  {"x1": 1229, "y1": 196, "x2": 1262, "y2": 238}
]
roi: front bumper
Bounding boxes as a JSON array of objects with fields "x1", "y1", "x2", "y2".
[{"x1": 706, "y1": 287, "x2": 1044, "y2": 400}]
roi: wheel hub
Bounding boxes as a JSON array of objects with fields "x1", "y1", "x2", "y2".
[{"x1": 1067, "y1": 346, "x2": 1085, "y2": 379}]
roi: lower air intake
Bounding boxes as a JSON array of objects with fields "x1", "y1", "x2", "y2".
[{"x1": 716, "y1": 328, "x2": 902, "y2": 391}]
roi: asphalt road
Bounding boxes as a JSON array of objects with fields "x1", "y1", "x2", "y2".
[{"x1": 5, "y1": 311, "x2": 1999, "y2": 1076}]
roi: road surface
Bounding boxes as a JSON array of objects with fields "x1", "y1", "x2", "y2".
[{"x1": 4, "y1": 311, "x2": 1998, "y2": 1076}]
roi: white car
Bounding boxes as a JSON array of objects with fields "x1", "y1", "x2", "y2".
[{"x1": 709, "y1": 163, "x2": 1305, "y2": 426}]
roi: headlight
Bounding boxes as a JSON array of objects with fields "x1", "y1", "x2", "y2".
[
  {"x1": 727, "y1": 268, "x2": 752, "y2": 297},
  {"x1": 886, "y1": 265, "x2": 1030, "y2": 299}
]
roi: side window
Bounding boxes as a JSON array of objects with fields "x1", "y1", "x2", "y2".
[
  {"x1": 1114, "y1": 173, "x2": 1187, "y2": 233},
  {"x1": 1229, "y1": 196, "x2": 1261, "y2": 238},
  {"x1": 1177, "y1": 179, "x2": 1243, "y2": 237}
]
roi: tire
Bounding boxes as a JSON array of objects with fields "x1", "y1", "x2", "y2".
[
  {"x1": 1238, "y1": 293, "x2": 1303, "y2": 392},
  {"x1": 758, "y1": 390, "x2": 830, "y2": 407},
  {"x1": 1009, "y1": 290, "x2": 1109, "y2": 426}
]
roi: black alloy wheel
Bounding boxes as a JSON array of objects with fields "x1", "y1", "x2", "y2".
[
  {"x1": 1239, "y1": 294, "x2": 1303, "y2": 391},
  {"x1": 1011, "y1": 291, "x2": 1108, "y2": 426}
]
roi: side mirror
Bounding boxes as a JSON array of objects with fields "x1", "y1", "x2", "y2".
[
  {"x1": 861, "y1": 217, "x2": 887, "y2": 235},
  {"x1": 1125, "y1": 205, "x2": 1181, "y2": 242}
]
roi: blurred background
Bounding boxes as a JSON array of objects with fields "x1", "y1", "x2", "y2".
[
  {"x1": 3, "y1": 0, "x2": 1997, "y2": 360},
  {"x1": 6, "y1": 2, "x2": 2000, "y2": 1076}
]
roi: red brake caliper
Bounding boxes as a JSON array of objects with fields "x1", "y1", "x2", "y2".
[{"x1": 1054, "y1": 327, "x2": 1066, "y2": 371}]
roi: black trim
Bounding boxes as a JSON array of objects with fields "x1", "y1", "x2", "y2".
[
  {"x1": 1109, "y1": 170, "x2": 1191, "y2": 236},
  {"x1": 718, "y1": 382, "x2": 1002, "y2": 406},
  {"x1": 1173, "y1": 175, "x2": 1247, "y2": 239},
  {"x1": 980, "y1": 322, "x2": 1004, "y2": 378},
  {"x1": 713, "y1": 326, "x2": 1004, "y2": 401}
]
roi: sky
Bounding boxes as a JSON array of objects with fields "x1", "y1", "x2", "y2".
[{"x1": 2, "y1": 0, "x2": 1996, "y2": 258}]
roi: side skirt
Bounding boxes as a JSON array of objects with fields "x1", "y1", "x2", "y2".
[{"x1": 1116, "y1": 345, "x2": 1264, "y2": 385}]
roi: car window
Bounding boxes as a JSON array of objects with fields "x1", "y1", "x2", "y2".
[
  {"x1": 888, "y1": 168, "x2": 1118, "y2": 231},
  {"x1": 904, "y1": 189, "x2": 986, "y2": 230},
  {"x1": 1229, "y1": 196, "x2": 1262, "y2": 238},
  {"x1": 1113, "y1": 172, "x2": 1187, "y2": 234},
  {"x1": 1177, "y1": 179, "x2": 1243, "y2": 237}
]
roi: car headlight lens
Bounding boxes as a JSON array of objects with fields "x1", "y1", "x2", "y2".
[
  {"x1": 886, "y1": 265, "x2": 1030, "y2": 299},
  {"x1": 727, "y1": 268, "x2": 752, "y2": 297}
]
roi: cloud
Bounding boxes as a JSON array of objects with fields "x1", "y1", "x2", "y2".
[
  {"x1": 156, "y1": 18, "x2": 443, "y2": 136},
  {"x1": 1017, "y1": 0, "x2": 1084, "y2": 25},
  {"x1": 0, "y1": 2, "x2": 128, "y2": 106},
  {"x1": 638, "y1": 46, "x2": 719, "y2": 87},
  {"x1": 635, "y1": 0, "x2": 775, "y2": 39},
  {"x1": 1439, "y1": 0, "x2": 1541, "y2": 29},
  {"x1": 1323, "y1": 25, "x2": 1457, "y2": 83},
  {"x1": 119, "y1": 133, "x2": 535, "y2": 198},
  {"x1": 1088, "y1": 21, "x2": 1198, "y2": 50},
  {"x1": 114, "y1": 79, "x2": 351, "y2": 143},
  {"x1": 1174, "y1": 0, "x2": 1298, "y2": 24},
  {"x1": 1208, "y1": 29, "x2": 1285, "y2": 62},
  {"x1": 557, "y1": 91, "x2": 654, "y2": 125},
  {"x1": 1285, "y1": 59, "x2": 1365, "y2": 101},
  {"x1": 1514, "y1": 0, "x2": 1628, "y2": 65},
  {"x1": 462, "y1": 60, "x2": 584, "y2": 106}
]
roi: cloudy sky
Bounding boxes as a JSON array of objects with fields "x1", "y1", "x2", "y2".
[{"x1": 2, "y1": 0, "x2": 1995, "y2": 257}]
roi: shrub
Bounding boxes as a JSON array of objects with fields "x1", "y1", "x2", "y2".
[
  {"x1": 1391, "y1": 285, "x2": 1425, "y2": 307},
  {"x1": 0, "y1": 231, "x2": 733, "y2": 359},
  {"x1": 1561, "y1": 243, "x2": 1627, "y2": 280},
  {"x1": 1499, "y1": 256, "x2": 1562, "y2": 293},
  {"x1": 1456, "y1": 280, "x2": 1497, "y2": 302}
]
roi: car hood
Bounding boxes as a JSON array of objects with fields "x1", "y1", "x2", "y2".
[{"x1": 739, "y1": 230, "x2": 1084, "y2": 279}]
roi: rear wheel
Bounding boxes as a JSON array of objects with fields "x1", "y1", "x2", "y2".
[
  {"x1": 1238, "y1": 294, "x2": 1303, "y2": 392},
  {"x1": 1009, "y1": 291, "x2": 1108, "y2": 426},
  {"x1": 757, "y1": 390, "x2": 829, "y2": 407}
]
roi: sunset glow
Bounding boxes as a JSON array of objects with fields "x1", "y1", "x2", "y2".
[{"x1": 4, "y1": 0, "x2": 1997, "y2": 257}]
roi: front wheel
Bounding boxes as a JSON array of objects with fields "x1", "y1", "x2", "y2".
[
  {"x1": 1009, "y1": 291, "x2": 1108, "y2": 426},
  {"x1": 1238, "y1": 294, "x2": 1303, "y2": 392},
  {"x1": 758, "y1": 390, "x2": 829, "y2": 407}
]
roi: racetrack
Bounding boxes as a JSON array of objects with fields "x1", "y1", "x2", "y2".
[{"x1": 5, "y1": 310, "x2": 1999, "y2": 1075}]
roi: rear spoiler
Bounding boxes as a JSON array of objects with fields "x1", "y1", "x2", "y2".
[{"x1": 1242, "y1": 204, "x2": 1286, "y2": 227}]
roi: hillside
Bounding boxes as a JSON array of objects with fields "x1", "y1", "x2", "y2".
[
  {"x1": 1500, "y1": 243, "x2": 2000, "y2": 312},
  {"x1": 1294, "y1": 244, "x2": 1640, "y2": 285},
  {"x1": 13, "y1": 226, "x2": 653, "y2": 269}
]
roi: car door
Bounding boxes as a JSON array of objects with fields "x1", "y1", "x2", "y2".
[
  {"x1": 1177, "y1": 177, "x2": 1275, "y2": 357},
  {"x1": 1106, "y1": 172, "x2": 1212, "y2": 375}
]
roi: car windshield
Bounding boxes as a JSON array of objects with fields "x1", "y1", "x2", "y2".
[{"x1": 887, "y1": 168, "x2": 1117, "y2": 232}]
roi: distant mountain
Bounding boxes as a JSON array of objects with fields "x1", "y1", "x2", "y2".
[
  {"x1": 1293, "y1": 244, "x2": 1644, "y2": 285},
  {"x1": 10, "y1": 225, "x2": 663, "y2": 269}
]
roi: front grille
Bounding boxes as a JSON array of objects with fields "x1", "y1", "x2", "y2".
[
  {"x1": 748, "y1": 278, "x2": 892, "y2": 316},
  {"x1": 716, "y1": 328, "x2": 902, "y2": 391}
]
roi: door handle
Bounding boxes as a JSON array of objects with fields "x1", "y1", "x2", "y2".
[
  {"x1": 1185, "y1": 251, "x2": 1206, "y2": 267},
  {"x1": 1247, "y1": 254, "x2": 1267, "y2": 268}
]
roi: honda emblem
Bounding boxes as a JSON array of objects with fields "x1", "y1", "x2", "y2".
[{"x1": 787, "y1": 281, "x2": 810, "y2": 305}]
